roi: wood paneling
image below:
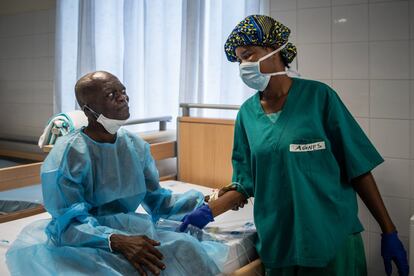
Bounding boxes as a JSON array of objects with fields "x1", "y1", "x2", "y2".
[
  {"x1": 0, "y1": 162, "x2": 42, "y2": 191},
  {"x1": 150, "y1": 141, "x2": 176, "y2": 161},
  {"x1": 178, "y1": 117, "x2": 235, "y2": 189}
]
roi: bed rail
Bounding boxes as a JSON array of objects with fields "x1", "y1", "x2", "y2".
[
  {"x1": 179, "y1": 103, "x2": 240, "y2": 116},
  {"x1": 124, "y1": 116, "x2": 172, "y2": 131},
  {"x1": 0, "y1": 163, "x2": 42, "y2": 192}
]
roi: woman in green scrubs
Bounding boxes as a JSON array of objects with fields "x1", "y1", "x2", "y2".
[{"x1": 179, "y1": 15, "x2": 408, "y2": 276}]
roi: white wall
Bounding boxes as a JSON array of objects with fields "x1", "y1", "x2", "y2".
[
  {"x1": 0, "y1": 1, "x2": 55, "y2": 142},
  {"x1": 270, "y1": 0, "x2": 413, "y2": 275}
]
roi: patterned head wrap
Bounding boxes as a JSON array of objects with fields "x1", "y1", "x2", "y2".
[{"x1": 224, "y1": 15, "x2": 297, "y2": 64}]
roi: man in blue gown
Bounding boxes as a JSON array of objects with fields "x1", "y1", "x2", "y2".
[{"x1": 6, "y1": 71, "x2": 225, "y2": 276}]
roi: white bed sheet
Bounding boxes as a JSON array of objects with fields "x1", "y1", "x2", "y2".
[
  {"x1": 0, "y1": 180, "x2": 257, "y2": 275},
  {"x1": 159, "y1": 181, "x2": 257, "y2": 274}
]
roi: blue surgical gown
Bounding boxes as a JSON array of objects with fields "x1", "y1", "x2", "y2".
[{"x1": 6, "y1": 128, "x2": 228, "y2": 275}]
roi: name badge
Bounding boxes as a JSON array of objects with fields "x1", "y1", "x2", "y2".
[{"x1": 290, "y1": 141, "x2": 326, "y2": 152}]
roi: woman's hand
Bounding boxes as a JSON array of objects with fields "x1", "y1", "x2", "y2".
[
  {"x1": 351, "y1": 173, "x2": 409, "y2": 276},
  {"x1": 110, "y1": 234, "x2": 165, "y2": 275},
  {"x1": 218, "y1": 186, "x2": 248, "y2": 210},
  {"x1": 381, "y1": 231, "x2": 409, "y2": 276}
]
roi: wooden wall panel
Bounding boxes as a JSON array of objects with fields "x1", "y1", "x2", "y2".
[
  {"x1": 150, "y1": 141, "x2": 176, "y2": 161},
  {"x1": 0, "y1": 162, "x2": 42, "y2": 191},
  {"x1": 178, "y1": 117, "x2": 235, "y2": 189}
]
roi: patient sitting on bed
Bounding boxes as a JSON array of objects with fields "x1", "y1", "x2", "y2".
[{"x1": 6, "y1": 71, "x2": 227, "y2": 276}]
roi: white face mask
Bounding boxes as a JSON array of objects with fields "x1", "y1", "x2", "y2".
[
  {"x1": 239, "y1": 43, "x2": 292, "y2": 91},
  {"x1": 83, "y1": 105, "x2": 127, "y2": 134}
]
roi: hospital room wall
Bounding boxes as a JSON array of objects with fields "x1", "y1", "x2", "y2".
[
  {"x1": 0, "y1": 0, "x2": 56, "y2": 143},
  {"x1": 270, "y1": 0, "x2": 413, "y2": 275}
]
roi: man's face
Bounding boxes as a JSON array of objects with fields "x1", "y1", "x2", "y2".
[{"x1": 88, "y1": 73, "x2": 130, "y2": 120}]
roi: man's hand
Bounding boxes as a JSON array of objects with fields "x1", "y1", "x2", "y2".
[
  {"x1": 110, "y1": 234, "x2": 165, "y2": 275},
  {"x1": 178, "y1": 204, "x2": 214, "y2": 232}
]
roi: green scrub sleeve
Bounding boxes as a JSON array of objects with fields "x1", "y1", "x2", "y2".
[
  {"x1": 325, "y1": 90, "x2": 384, "y2": 182},
  {"x1": 231, "y1": 113, "x2": 254, "y2": 198}
]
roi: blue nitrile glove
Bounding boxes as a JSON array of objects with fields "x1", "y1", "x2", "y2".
[
  {"x1": 381, "y1": 231, "x2": 409, "y2": 276},
  {"x1": 178, "y1": 204, "x2": 214, "y2": 232}
]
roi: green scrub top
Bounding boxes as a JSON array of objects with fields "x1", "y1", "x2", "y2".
[{"x1": 232, "y1": 77, "x2": 383, "y2": 269}]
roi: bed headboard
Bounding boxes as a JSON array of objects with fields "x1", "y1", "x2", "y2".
[
  {"x1": 0, "y1": 163, "x2": 42, "y2": 192},
  {"x1": 177, "y1": 104, "x2": 239, "y2": 189}
]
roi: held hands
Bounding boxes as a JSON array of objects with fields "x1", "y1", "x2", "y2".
[
  {"x1": 178, "y1": 204, "x2": 214, "y2": 232},
  {"x1": 205, "y1": 185, "x2": 248, "y2": 210},
  {"x1": 110, "y1": 234, "x2": 165, "y2": 276},
  {"x1": 227, "y1": 194, "x2": 248, "y2": 211},
  {"x1": 381, "y1": 231, "x2": 409, "y2": 276}
]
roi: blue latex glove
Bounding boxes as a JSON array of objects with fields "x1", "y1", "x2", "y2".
[
  {"x1": 381, "y1": 231, "x2": 409, "y2": 276},
  {"x1": 178, "y1": 204, "x2": 214, "y2": 232}
]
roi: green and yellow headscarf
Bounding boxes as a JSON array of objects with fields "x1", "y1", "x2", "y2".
[{"x1": 224, "y1": 15, "x2": 297, "y2": 64}]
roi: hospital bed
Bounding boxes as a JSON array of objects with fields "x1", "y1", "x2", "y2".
[
  {"x1": 0, "y1": 137, "x2": 54, "y2": 221},
  {"x1": 0, "y1": 110, "x2": 264, "y2": 275},
  {"x1": 0, "y1": 148, "x2": 45, "y2": 220}
]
